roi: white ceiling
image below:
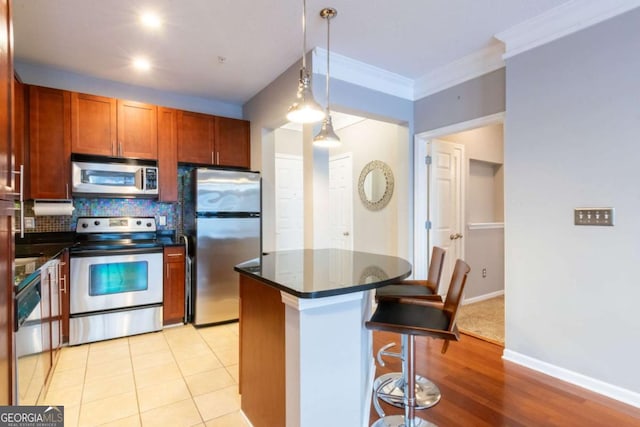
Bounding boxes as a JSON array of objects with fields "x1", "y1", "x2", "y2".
[{"x1": 12, "y1": 0, "x2": 571, "y2": 105}]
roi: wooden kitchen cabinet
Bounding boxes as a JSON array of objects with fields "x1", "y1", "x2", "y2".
[
  {"x1": 70, "y1": 92, "x2": 117, "y2": 157},
  {"x1": 117, "y1": 99, "x2": 157, "y2": 159},
  {"x1": 163, "y1": 246, "x2": 186, "y2": 325},
  {"x1": 13, "y1": 76, "x2": 29, "y2": 199},
  {"x1": 177, "y1": 110, "x2": 215, "y2": 164},
  {"x1": 29, "y1": 86, "x2": 71, "y2": 199},
  {"x1": 215, "y1": 116, "x2": 250, "y2": 168},
  {"x1": 71, "y1": 94, "x2": 157, "y2": 160},
  {"x1": 177, "y1": 111, "x2": 251, "y2": 168},
  {"x1": 157, "y1": 107, "x2": 178, "y2": 202}
]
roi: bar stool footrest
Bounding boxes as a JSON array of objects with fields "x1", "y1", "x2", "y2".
[
  {"x1": 371, "y1": 414, "x2": 436, "y2": 427},
  {"x1": 374, "y1": 372, "x2": 441, "y2": 410}
]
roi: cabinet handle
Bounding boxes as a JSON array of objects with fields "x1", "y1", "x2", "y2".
[
  {"x1": 66, "y1": 183, "x2": 69, "y2": 199},
  {"x1": 167, "y1": 253, "x2": 182, "y2": 257},
  {"x1": 59, "y1": 275, "x2": 67, "y2": 294},
  {"x1": 211, "y1": 151, "x2": 214, "y2": 164},
  {"x1": 11, "y1": 165, "x2": 24, "y2": 238},
  {"x1": 216, "y1": 152, "x2": 220, "y2": 164}
]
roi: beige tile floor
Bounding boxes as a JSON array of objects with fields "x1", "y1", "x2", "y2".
[{"x1": 38, "y1": 323, "x2": 249, "y2": 427}]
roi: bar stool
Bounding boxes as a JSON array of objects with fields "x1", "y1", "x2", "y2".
[
  {"x1": 366, "y1": 259, "x2": 471, "y2": 427},
  {"x1": 373, "y1": 247, "x2": 446, "y2": 413}
]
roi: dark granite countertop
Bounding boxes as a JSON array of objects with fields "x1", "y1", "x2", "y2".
[{"x1": 234, "y1": 249, "x2": 412, "y2": 298}]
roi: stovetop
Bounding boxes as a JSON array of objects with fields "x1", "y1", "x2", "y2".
[{"x1": 73, "y1": 216, "x2": 162, "y2": 252}]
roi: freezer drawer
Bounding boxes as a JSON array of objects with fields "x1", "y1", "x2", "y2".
[{"x1": 195, "y1": 217, "x2": 260, "y2": 324}]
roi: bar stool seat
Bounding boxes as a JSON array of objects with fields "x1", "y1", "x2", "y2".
[{"x1": 367, "y1": 259, "x2": 470, "y2": 427}]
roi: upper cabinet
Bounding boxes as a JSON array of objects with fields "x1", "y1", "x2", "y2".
[
  {"x1": 177, "y1": 111, "x2": 250, "y2": 169},
  {"x1": 71, "y1": 93, "x2": 157, "y2": 160},
  {"x1": 29, "y1": 86, "x2": 71, "y2": 199},
  {"x1": 216, "y1": 117, "x2": 250, "y2": 168},
  {"x1": 70, "y1": 93, "x2": 116, "y2": 157},
  {"x1": 117, "y1": 100, "x2": 157, "y2": 159},
  {"x1": 177, "y1": 110, "x2": 215, "y2": 165},
  {"x1": 157, "y1": 107, "x2": 178, "y2": 202},
  {"x1": 13, "y1": 77, "x2": 29, "y2": 199}
]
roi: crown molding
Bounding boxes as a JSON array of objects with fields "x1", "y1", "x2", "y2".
[
  {"x1": 495, "y1": 0, "x2": 640, "y2": 59},
  {"x1": 413, "y1": 44, "x2": 505, "y2": 101},
  {"x1": 312, "y1": 48, "x2": 414, "y2": 100}
]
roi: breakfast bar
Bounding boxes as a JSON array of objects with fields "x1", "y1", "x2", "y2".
[{"x1": 234, "y1": 249, "x2": 412, "y2": 427}]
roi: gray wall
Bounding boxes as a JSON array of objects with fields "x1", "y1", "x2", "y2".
[
  {"x1": 504, "y1": 8, "x2": 640, "y2": 394},
  {"x1": 15, "y1": 61, "x2": 242, "y2": 118},
  {"x1": 414, "y1": 68, "x2": 505, "y2": 134}
]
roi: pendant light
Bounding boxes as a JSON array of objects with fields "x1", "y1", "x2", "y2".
[
  {"x1": 286, "y1": 0, "x2": 325, "y2": 124},
  {"x1": 313, "y1": 7, "x2": 340, "y2": 147}
]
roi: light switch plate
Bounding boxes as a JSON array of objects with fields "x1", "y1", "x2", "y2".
[
  {"x1": 159, "y1": 215, "x2": 167, "y2": 226},
  {"x1": 24, "y1": 217, "x2": 35, "y2": 229},
  {"x1": 574, "y1": 208, "x2": 614, "y2": 226}
]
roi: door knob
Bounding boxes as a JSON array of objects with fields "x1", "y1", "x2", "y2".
[
  {"x1": 343, "y1": 231, "x2": 350, "y2": 236},
  {"x1": 450, "y1": 233, "x2": 463, "y2": 240}
]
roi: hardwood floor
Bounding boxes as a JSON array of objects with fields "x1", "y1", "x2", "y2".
[{"x1": 370, "y1": 332, "x2": 640, "y2": 426}]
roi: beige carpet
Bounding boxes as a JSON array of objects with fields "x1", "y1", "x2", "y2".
[{"x1": 457, "y1": 295, "x2": 504, "y2": 346}]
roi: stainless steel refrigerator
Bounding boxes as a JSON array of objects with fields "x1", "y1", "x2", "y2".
[{"x1": 187, "y1": 168, "x2": 261, "y2": 325}]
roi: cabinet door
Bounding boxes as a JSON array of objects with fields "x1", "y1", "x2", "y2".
[
  {"x1": 163, "y1": 246, "x2": 185, "y2": 325},
  {"x1": 215, "y1": 116, "x2": 250, "y2": 168},
  {"x1": 157, "y1": 107, "x2": 178, "y2": 202},
  {"x1": 29, "y1": 86, "x2": 71, "y2": 199},
  {"x1": 71, "y1": 92, "x2": 116, "y2": 156},
  {"x1": 177, "y1": 110, "x2": 214, "y2": 164},
  {"x1": 13, "y1": 77, "x2": 28, "y2": 199},
  {"x1": 117, "y1": 99, "x2": 157, "y2": 160}
]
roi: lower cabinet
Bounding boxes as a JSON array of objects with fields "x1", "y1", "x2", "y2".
[{"x1": 163, "y1": 246, "x2": 186, "y2": 325}]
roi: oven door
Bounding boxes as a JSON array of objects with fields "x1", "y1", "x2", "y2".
[{"x1": 70, "y1": 249, "x2": 163, "y2": 314}]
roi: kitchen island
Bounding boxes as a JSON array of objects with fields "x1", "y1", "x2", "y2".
[{"x1": 234, "y1": 249, "x2": 411, "y2": 427}]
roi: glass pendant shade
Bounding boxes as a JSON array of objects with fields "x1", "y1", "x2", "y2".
[{"x1": 286, "y1": 73, "x2": 326, "y2": 124}]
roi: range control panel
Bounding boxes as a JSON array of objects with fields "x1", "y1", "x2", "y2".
[{"x1": 574, "y1": 208, "x2": 615, "y2": 226}]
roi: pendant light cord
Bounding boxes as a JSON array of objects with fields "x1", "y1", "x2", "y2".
[
  {"x1": 302, "y1": 0, "x2": 307, "y2": 72},
  {"x1": 325, "y1": 13, "x2": 331, "y2": 113}
]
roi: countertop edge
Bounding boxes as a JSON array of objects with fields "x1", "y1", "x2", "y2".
[{"x1": 235, "y1": 266, "x2": 411, "y2": 299}]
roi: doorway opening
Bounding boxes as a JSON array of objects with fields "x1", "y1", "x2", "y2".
[{"x1": 414, "y1": 112, "x2": 505, "y2": 345}]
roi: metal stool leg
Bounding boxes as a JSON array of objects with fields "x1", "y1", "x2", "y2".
[
  {"x1": 373, "y1": 336, "x2": 441, "y2": 410},
  {"x1": 372, "y1": 335, "x2": 435, "y2": 427}
]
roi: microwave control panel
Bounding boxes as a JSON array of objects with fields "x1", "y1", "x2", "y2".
[{"x1": 145, "y1": 168, "x2": 158, "y2": 190}]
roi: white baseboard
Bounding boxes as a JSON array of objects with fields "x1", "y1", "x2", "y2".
[
  {"x1": 463, "y1": 290, "x2": 504, "y2": 305},
  {"x1": 503, "y1": 349, "x2": 640, "y2": 409}
]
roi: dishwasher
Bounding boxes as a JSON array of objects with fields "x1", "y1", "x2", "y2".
[{"x1": 14, "y1": 271, "x2": 45, "y2": 405}]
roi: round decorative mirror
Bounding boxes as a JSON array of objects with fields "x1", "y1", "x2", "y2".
[{"x1": 358, "y1": 160, "x2": 394, "y2": 211}]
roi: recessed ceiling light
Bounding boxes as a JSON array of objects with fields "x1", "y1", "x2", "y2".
[
  {"x1": 133, "y1": 57, "x2": 151, "y2": 71},
  {"x1": 140, "y1": 11, "x2": 162, "y2": 29}
]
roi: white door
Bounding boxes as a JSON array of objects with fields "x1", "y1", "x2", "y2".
[
  {"x1": 275, "y1": 154, "x2": 304, "y2": 250},
  {"x1": 429, "y1": 139, "x2": 464, "y2": 295},
  {"x1": 329, "y1": 153, "x2": 353, "y2": 250}
]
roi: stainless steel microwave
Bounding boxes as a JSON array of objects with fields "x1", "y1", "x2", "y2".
[{"x1": 71, "y1": 154, "x2": 158, "y2": 198}]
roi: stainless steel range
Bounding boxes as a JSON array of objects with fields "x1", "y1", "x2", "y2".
[{"x1": 69, "y1": 216, "x2": 163, "y2": 345}]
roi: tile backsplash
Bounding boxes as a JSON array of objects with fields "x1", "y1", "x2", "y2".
[
  {"x1": 22, "y1": 165, "x2": 196, "y2": 234},
  {"x1": 23, "y1": 198, "x2": 178, "y2": 233}
]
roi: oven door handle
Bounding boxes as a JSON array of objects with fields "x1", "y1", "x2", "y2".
[{"x1": 70, "y1": 247, "x2": 164, "y2": 257}]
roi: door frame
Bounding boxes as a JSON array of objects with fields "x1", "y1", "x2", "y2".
[{"x1": 413, "y1": 112, "x2": 504, "y2": 278}]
